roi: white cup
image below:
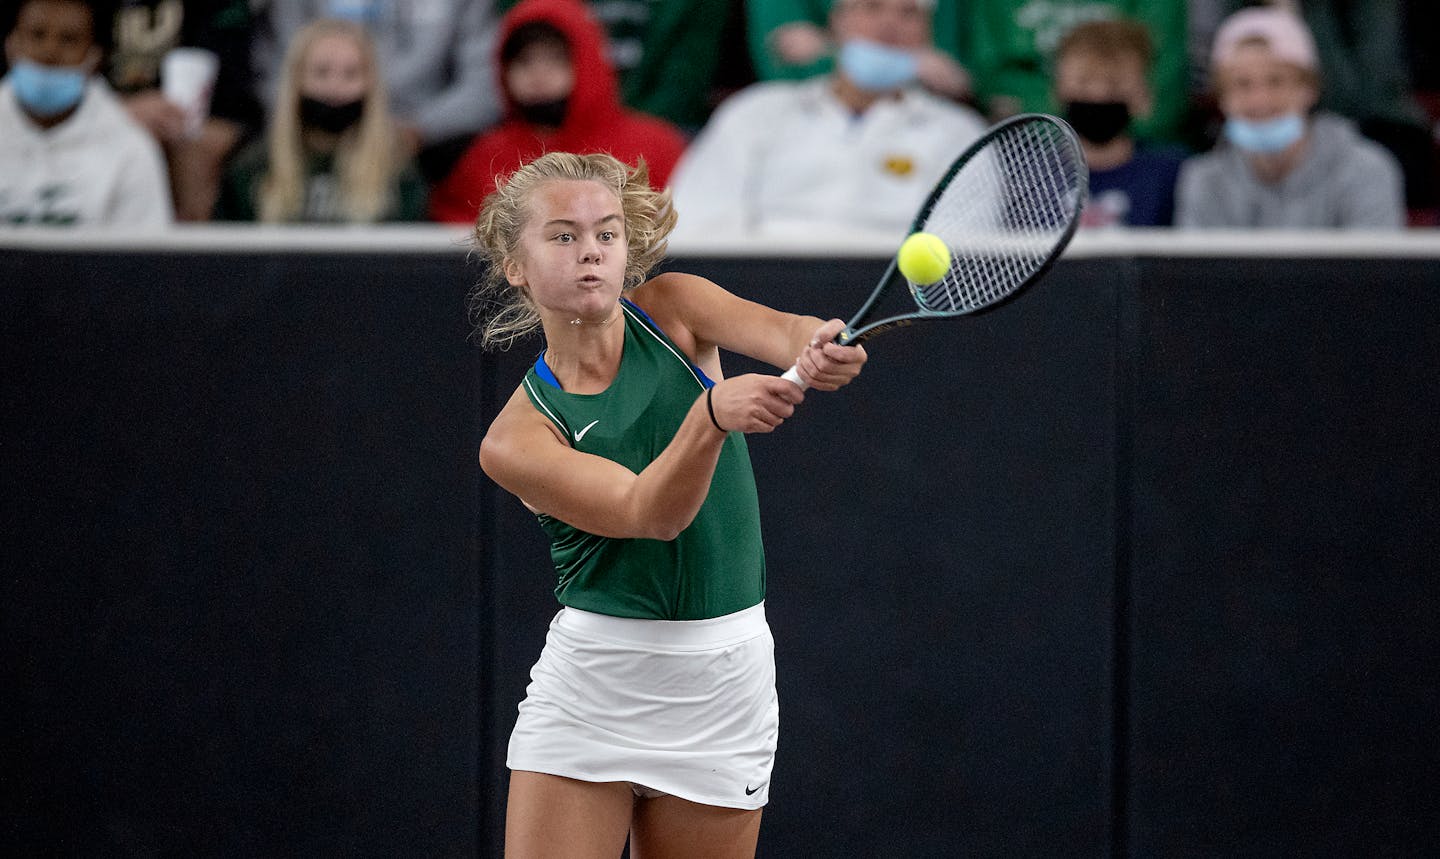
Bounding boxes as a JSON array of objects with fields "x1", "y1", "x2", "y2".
[{"x1": 161, "y1": 47, "x2": 219, "y2": 138}]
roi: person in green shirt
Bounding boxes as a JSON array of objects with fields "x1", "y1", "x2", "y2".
[
  {"x1": 747, "y1": 0, "x2": 974, "y2": 102},
  {"x1": 962, "y1": 0, "x2": 1188, "y2": 142},
  {"x1": 473, "y1": 151, "x2": 866, "y2": 857},
  {"x1": 214, "y1": 18, "x2": 424, "y2": 222}
]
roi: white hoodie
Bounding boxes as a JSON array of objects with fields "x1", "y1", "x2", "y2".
[{"x1": 0, "y1": 78, "x2": 173, "y2": 227}]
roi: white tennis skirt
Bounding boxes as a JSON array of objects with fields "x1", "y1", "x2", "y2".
[{"x1": 507, "y1": 601, "x2": 779, "y2": 810}]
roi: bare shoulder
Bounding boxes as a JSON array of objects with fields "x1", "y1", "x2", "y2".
[
  {"x1": 630, "y1": 271, "x2": 809, "y2": 370},
  {"x1": 629, "y1": 271, "x2": 757, "y2": 330},
  {"x1": 627, "y1": 272, "x2": 723, "y2": 358},
  {"x1": 479, "y1": 384, "x2": 566, "y2": 476},
  {"x1": 628, "y1": 271, "x2": 721, "y2": 316}
]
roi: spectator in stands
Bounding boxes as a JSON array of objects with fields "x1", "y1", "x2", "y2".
[
  {"x1": 1189, "y1": 0, "x2": 1436, "y2": 222},
  {"x1": 429, "y1": 0, "x2": 686, "y2": 224},
  {"x1": 0, "y1": 0, "x2": 173, "y2": 226},
  {"x1": 102, "y1": 0, "x2": 262, "y2": 221},
  {"x1": 214, "y1": 18, "x2": 425, "y2": 222},
  {"x1": 251, "y1": 0, "x2": 501, "y2": 182},
  {"x1": 963, "y1": 0, "x2": 1188, "y2": 143},
  {"x1": 530, "y1": 0, "x2": 732, "y2": 132},
  {"x1": 747, "y1": 0, "x2": 971, "y2": 102},
  {"x1": 668, "y1": 0, "x2": 986, "y2": 240},
  {"x1": 1053, "y1": 18, "x2": 1185, "y2": 227},
  {"x1": 1175, "y1": 7, "x2": 1404, "y2": 229}
]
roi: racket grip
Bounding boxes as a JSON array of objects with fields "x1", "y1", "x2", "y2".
[{"x1": 780, "y1": 365, "x2": 810, "y2": 391}]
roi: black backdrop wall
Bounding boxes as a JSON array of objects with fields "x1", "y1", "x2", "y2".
[{"x1": 3, "y1": 242, "x2": 1437, "y2": 857}]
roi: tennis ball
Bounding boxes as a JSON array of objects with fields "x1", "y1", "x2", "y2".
[{"x1": 897, "y1": 232, "x2": 951, "y2": 285}]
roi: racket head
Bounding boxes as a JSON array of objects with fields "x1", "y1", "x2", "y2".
[{"x1": 844, "y1": 113, "x2": 1088, "y2": 343}]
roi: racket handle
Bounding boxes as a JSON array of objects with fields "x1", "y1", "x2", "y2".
[{"x1": 780, "y1": 365, "x2": 810, "y2": 391}]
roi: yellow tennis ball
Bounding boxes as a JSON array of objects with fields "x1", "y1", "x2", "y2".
[{"x1": 897, "y1": 232, "x2": 951, "y2": 285}]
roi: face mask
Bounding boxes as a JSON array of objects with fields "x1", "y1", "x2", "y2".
[
  {"x1": 837, "y1": 39, "x2": 918, "y2": 92},
  {"x1": 1224, "y1": 113, "x2": 1305, "y2": 154},
  {"x1": 326, "y1": 0, "x2": 378, "y2": 24},
  {"x1": 300, "y1": 96, "x2": 365, "y2": 134},
  {"x1": 1063, "y1": 100, "x2": 1132, "y2": 145},
  {"x1": 516, "y1": 96, "x2": 568, "y2": 128},
  {"x1": 9, "y1": 59, "x2": 88, "y2": 117}
]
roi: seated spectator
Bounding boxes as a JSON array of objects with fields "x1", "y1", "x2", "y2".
[
  {"x1": 1053, "y1": 18, "x2": 1185, "y2": 228},
  {"x1": 964, "y1": 0, "x2": 1188, "y2": 143},
  {"x1": 1175, "y1": 7, "x2": 1404, "y2": 229},
  {"x1": 102, "y1": 0, "x2": 262, "y2": 221},
  {"x1": 214, "y1": 18, "x2": 425, "y2": 222},
  {"x1": 251, "y1": 0, "x2": 501, "y2": 182},
  {"x1": 747, "y1": 0, "x2": 972, "y2": 102},
  {"x1": 578, "y1": 0, "x2": 735, "y2": 132},
  {"x1": 1191, "y1": 0, "x2": 1436, "y2": 222},
  {"x1": 669, "y1": 0, "x2": 986, "y2": 240},
  {"x1": 0, "y1": 0, "x2": 173, "y2": 226},
  {"x1": 429, "y1": 0, "x2": 686, "y2": 224}
]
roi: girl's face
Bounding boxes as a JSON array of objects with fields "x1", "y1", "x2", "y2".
[
  {"x1": 300, "y1": 33, "x2": 369, "y2": 105},
  {"x1": 1217, "y1": 42, "x2": 1316, "y2": 121},
  {"x1": 505, "y1": 180, "x2": 628, "y2": 323}
]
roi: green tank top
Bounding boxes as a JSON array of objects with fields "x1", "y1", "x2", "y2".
[{"x1": 520, "y1": 298, "x2": 766, "y2": 620}]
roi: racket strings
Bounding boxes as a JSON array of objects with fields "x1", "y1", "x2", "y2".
[{"x1": 913, "y1": 119, "x2": 1085, "y2": 315}]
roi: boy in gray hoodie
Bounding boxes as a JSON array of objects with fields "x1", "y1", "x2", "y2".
[{"x1": 1176, "y1": 7, "x2": 1403, "y2": 229}]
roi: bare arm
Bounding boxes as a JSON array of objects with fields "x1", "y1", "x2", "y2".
[
  {"x1": 482, "y1": 275, "x2": 863, "y2": 538},
  {"x1": 630, "y1": 272, "x2": 866, "y2": 391},
  {"x1": 480, "y1": 376, "x2": 803, "y2": 540}
]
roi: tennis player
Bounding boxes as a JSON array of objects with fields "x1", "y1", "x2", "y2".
[{"x1": 472, "y1": 151, "x2": 866, "y2": 858}]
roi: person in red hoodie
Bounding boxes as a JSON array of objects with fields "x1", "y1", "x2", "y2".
[{"x1": 429, "y1": 0, "x2": 687, "y2": 223}]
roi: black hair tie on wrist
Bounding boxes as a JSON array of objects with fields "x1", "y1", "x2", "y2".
[{"x1": 706, "y1": 386, "x2": 725, "y2": 433}]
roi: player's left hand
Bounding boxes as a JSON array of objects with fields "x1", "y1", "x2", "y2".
[{"x1": 794, "y1": 319, "x2": 866, "y2": 391}]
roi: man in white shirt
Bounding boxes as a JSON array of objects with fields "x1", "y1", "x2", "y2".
[
  {"x1": 1, "y1": 0, "x2": 173, "y2": 227},
  {"x1": 670, "y1": 0, "x2": 986, "y2": 241}
]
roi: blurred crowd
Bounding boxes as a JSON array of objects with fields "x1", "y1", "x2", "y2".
[{"x1": 1, "y1": 0, "x2": 1437, "y2": 232}]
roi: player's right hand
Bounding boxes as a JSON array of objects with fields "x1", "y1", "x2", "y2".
[{"x1": 710, "y1": 374, "x2": 804, "y2": 433}]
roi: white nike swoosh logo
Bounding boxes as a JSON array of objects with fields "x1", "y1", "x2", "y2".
[{"x1": 573, "y1": 419, "x2": 600, "y2": 442}]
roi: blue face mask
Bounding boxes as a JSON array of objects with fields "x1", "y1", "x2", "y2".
[
  {"x1": 1224, "y1": 113, "x2": 1305, "y2": 154},
  {"x1": 326, "y1": 0, "x2": 378, "y2": 24},
  {"x1": 837, "y1": 39, "x2": 918, "y2": 92},
  {"x1": 9, "y1": 59, "x2": 89, "y2": 117}
]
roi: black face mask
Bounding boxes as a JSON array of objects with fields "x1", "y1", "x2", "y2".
[
  {"x1": 516, "y1": 96, "x2": 568, "y2": 128},
  {"x1": 300, "y1": 96, "x2": 365, "y2": 134},
  {"x1": 1063, "y1": 100, "x2": 1132, "y2": 145}
]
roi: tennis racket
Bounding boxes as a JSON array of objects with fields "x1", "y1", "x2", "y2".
[{"x1": 781, "y1": 113, "x2": 1087, "y2": 389}]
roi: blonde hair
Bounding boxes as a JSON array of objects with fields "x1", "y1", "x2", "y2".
[
  {"x1": 260, "y1": 19, "x2": 399, "y2": 223},
  {"x1": 469, "y1": 152, "x2": 678, "y2": 351}
]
